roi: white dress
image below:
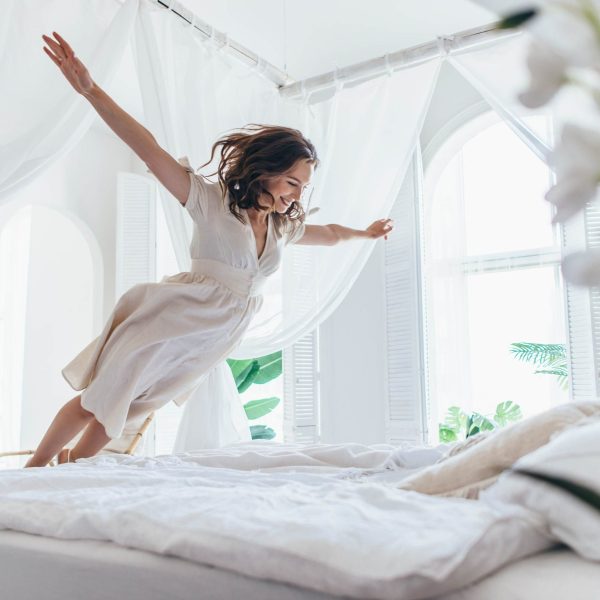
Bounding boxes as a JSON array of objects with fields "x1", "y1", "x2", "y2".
[{"x1": 62, "y1": 164, "x2": 305, "y2": 439}]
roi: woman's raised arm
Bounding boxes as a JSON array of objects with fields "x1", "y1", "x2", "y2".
[{"x1": 42, "y1": 32, "x2": 190, "y2": 206}]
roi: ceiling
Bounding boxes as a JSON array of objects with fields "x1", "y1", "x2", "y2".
[{"x1": 175, "y1": 0, "x2": 497, "y2": 81}]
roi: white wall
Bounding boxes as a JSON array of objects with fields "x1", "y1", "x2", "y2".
[{"x1": 319, "y1": 62, "x2": 485, "y2": 444}]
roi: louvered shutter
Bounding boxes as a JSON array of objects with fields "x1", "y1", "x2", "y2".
[
  {"x1": 115, "y1": 172, "x2": 157, "y2": 298},
  {"x1": 562, "y1": 194, "x2": 600, "y2": 401},
  {"x1": 282, "y1": 247, "x2": 320, "y2": 443},
  {"x1": 383, "y1": 150, "x2": 427, "y2": 444},
  {"x1": 115, "y1": 172, "x2": 157, "y2": 455}
]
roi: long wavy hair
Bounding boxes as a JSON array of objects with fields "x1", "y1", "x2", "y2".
[{"x1": 198, "y1": 124, "x2": 319, "y2": 237}]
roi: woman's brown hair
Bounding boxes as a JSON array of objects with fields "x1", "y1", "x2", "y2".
[{"x1": 199, "y1": 124, "x2": 319, "y2": 235}]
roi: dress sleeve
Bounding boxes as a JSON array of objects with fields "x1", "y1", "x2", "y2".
[
  {"x1": 285, "y1": 220, "x2": 306, "y2": 245},
  {"x1": 178, "y1": 156, "x2": 210, "y2": 221}
]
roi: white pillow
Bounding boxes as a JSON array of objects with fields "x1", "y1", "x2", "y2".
[{"x1": 482, "y1": 417, "x2": 600, "y2": 561}]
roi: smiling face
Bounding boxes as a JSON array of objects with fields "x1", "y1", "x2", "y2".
[{"x1": 260, "y1": 159, "x2": 315, "y2": 214}]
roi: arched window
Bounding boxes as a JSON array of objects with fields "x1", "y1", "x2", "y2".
[
  {"x1": 423, "y1": 111, "x2": 567, "y2": 439},
  {"x1": 0, "y1": 205, "x2": 100, "y2": 465}
]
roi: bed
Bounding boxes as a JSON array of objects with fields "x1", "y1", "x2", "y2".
[
  {"x1": 0, "y1": 417, "x2": 598, "y2": 600},
  {"x1": 1, "y1": 531, "x2": 598, "y2": 600}
]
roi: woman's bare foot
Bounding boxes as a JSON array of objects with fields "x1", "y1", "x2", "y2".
[{"x1": 57, "y1": 448, "x2": 73, "y2": 464}]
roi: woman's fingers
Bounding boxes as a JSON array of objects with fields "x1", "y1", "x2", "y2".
[
  {"x1": 52, "y1": 32, "x2": 75, "y2": 58},
  {"x1": 43, "y1": 45, "x2": 63, "y2": 68},
  {"x1": 42, "y1": 34, "x2": 67, "y2": 60}
]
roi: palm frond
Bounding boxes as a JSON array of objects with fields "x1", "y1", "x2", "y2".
[{"x1": 510, "y1": 342, "x2": 566, "y2": 367}]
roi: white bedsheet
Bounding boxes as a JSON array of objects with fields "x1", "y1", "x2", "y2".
[{"x1": 0, "y1": 442, "x2": 552, "y2": 599}]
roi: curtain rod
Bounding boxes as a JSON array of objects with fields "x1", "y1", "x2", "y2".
[
  {"x1": 280, "y1": 23, "x2": 516, "y2": 99},
  {"x1": 148, "y1": 1, "x2": 515, "y2": 99},
  {"x1": 148, "y1": 0, "x2": 291, "y2": 86}
]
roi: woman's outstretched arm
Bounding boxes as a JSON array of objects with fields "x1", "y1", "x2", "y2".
[
  {"x1": 296, "y1": 219, "x2": 394, "y2": 246},
  {"x1": 42, "y1": 32, "x2": 190, "y2": 206}
]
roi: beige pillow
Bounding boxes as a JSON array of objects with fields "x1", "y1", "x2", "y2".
[{"x1": 398, "y1": 401, "x2": 600, "y2": 498}]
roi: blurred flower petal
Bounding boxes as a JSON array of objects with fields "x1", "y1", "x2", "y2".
[
  {"x1": 529, "y1": 2, "x2": 600, "y2": 68},
  {"x1": 562, "y1": 250, "x2": 600, "y2": 286},
  {"x1": 546, "y1": 176, "x2": 597, "y2": 223},
  {"x1": 544, "y1": 123, "x2": 600, "y2": 222},
  {"x1": 518, "y1": 41, "x2": 567, "y2": 108}
]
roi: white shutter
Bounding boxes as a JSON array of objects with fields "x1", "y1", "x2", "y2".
[
  {"x1": 383, "y1": 150, "x2": 427, "y2": 444},
  {"x1": 282, "y1": 247, "x2": 320, "y2": 443},
  {"x1": 115, "y1": 172, "x2": 157, "y2": 298},
  {"x1": 562, "y1": 194, "x2": 600, "y2": 401}
]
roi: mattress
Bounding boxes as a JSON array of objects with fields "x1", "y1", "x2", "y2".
[
  {"x1": 0, "y1": 529, "x2": 336, "y2": 600},
  {"x1": 1, "y1": 530, "x2": 598, "y2": 600}
]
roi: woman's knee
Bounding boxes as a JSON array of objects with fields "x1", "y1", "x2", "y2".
[{"x1": 66, "y1": 394, "x2": 95, "y2": 420}]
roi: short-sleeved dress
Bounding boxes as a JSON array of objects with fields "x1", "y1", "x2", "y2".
[{"x1": 62, "y1": 160, "x2": 305, "y2": 440}]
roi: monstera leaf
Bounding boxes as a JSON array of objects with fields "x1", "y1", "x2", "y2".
[
  {"x1": 439, "y1": 402, "x2": 523, "y2": 442},
  {"x1": 494, "y1": 401, "x2": 523, "y2": 427}
]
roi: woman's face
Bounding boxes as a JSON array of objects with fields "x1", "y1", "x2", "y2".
[{"x1": 261, "y1": 159, "x2": 314, "y2": 214}]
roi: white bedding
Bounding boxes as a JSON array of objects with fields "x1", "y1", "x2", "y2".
[{"x1": 0, "y1": 441, "x2": 555, "y2": 599}]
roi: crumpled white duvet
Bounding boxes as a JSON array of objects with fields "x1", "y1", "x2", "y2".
[{"x1": 0, "y1": 442, "x2": 552, "y2": 599}]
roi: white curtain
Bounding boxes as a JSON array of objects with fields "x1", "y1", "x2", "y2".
[
  {"x1": 134, "y1": 6, "x2": 440, "y2": 449},
  {"x1": 0, "y1": 0, "x2": 139, "y2": 200},
  {"x1": 447, "y1": 31, "x2": 553, "y2": 162},
  {"x1": 136, "y1": 6, "x2": 440, "y2": 356}
]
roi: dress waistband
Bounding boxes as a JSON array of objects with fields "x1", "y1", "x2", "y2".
[{"x1": 191, "y1": 259, "x2": 266, "y2": 297}]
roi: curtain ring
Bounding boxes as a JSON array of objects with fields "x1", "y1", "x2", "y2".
[
  {"x1": 383, "y1": 54, "x2": 394, "y2": 77},
  {"x1": 300, "y1": 80, "x2": 309, "y2": 104},
  {"x1": 436, "y1": 35, "x2": 453, "y2": 57},
  {"x1": 203, "y1": 25, "x2": 217, "y2": 48},
  {"x1": 221, "y1": 32, "x2": 230, "y2": 51},
  {"x1": 189, "y1": 15, "x2": 196, "y2": 29},
  {"x1": 167, "y1": 0, "x2": 176, "y2": 11},
  {"x1": 253, "y1": 57, "x2": 267, "y2": 75},
  {"x1": 333, "y1": 66, "x2": 344, "y2": 93}
]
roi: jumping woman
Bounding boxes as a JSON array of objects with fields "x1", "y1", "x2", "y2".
[{"x1": 25, "y1": 32, "x2": 394, "y2": 467}]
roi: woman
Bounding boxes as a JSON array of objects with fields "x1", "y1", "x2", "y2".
[{"x1": 25, "y1": 32, "x2": 394, "y2": 467}]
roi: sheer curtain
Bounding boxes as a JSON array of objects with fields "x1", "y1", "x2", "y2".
[
  {"x1": 135, "y1": 6, "x2": 441, "y2": 449},
  {"x1": 447, "y1": 31, "x2": 554, "y2": 162},
  {"x1": 0, "y1": 0, "x2": 139, "y2": 200}
]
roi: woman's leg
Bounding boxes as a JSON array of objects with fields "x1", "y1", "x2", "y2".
[
  {"x1": 24, "y1": 395, "x2": 95, "y2": 468},
  {"x1": 65, "y1": 418, "x2": 111, "y2": 462}
]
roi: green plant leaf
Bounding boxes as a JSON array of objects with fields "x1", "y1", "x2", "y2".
[
  {"x1": 250, "y1": 424, "x2": 276, "y2": 440},
  {"x1": 439, "y1": 425, "x2": 457, "y2": 443},
  {"x1": 497, "y1": 9, "x2": 538, "y2": 30},
  {"x1": 514, "y1": 468, "x2": 600, "y2": 515},
  {"x1": 443, "y1": 406, "x2": 468, "y2": 435},
  {"x1": 237, "y1": 360, "x2": 260, "y2": 393},
  {"x1": 243, "y1": 396, "x2": 280, "y2": 420},
  {"x1": 494, "y1": 401, "x2": 522, "y2": 427},
  {"x1": 253, "y1": 351, "x2": 283, "y2": 384},
  {"x1": 510, "y1": 342, "x2": 566, "y2": 367},
  {"x1": 227, "y1": 358, "x2": 251, "y2": 380}
]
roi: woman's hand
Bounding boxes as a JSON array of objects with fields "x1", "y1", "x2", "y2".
[
  {"x1": 42, "y1": 32, "x2": 94, "y2": 95},
  {"x1": 366, "y1": 218, "x2": 394, "y2": 240}
]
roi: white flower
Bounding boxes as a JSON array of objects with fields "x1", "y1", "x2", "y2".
[
  {"x1": 519, "y1": 40, "x2": 568, "y2": 108},
  {"x1": 529, "y1": 1, "x2": 600, "y2": 69},
  {"x1": 545, "y1": 123, "x2": 600, "y2": 223},
  {"x1": 562, "y1": 249, "x2": 600, "y2": 285}
]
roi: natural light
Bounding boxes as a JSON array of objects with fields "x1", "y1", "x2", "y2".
[{"x1": 424, "y1": 112, "x2": 568, "y2": 440}]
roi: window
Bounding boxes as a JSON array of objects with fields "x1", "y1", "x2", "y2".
[{"x1": 423, "y1": 112, "x2": 567, "y2": 440}]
